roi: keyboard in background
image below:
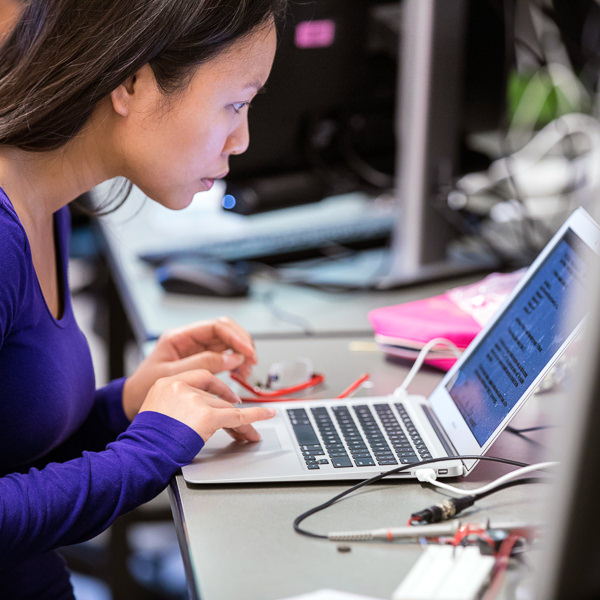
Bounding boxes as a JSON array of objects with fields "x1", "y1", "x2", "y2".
[{"x1": 140, "y1": 209, "x2": 395, "y2": 266}]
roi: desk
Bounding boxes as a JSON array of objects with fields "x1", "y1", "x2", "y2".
[
  {"x1": 96, "y1": 188, "x2": 548, "y2": 599},
  {"x1": 168, "y1": 337, "x2": 548, "y2": 600}
]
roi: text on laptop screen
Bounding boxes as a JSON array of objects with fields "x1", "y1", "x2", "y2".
[{"x1": 446, "y1": 228, "x2": 593, "y2": 445}]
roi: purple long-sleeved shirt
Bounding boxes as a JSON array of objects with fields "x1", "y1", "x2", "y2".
[{"x1": 0, "y1": 188, "x2": 204, "y2": 598}]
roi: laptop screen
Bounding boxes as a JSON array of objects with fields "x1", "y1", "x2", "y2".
[{"x1": 446, "y1": 228, "x2": 594, "y2": 446}]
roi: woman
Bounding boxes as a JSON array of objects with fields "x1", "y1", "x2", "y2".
[{"x1": 0, "y1": 0, "x2": 286, "y2": 597}]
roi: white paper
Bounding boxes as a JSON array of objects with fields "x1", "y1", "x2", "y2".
[{"x1": 278, "y1": 590, "x2": 382, "y2": 600}]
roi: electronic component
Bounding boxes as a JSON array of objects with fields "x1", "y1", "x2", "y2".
[
  {"x1": 410, "y1": 497, "x2": 476, "y2": 525},
  {"x1": 392, "y1": 545, "x2": 495, "y2": 600},
  {"x1": 327, "y1": 522, "x2": 460, "y2": 543}
]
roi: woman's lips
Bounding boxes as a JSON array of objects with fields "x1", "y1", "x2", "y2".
[{"x1": 200, "y1": 171, "x2": 228, "y2": 191}]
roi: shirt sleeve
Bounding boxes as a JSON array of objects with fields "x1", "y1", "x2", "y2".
[{"x1": 0, "y1": 411, "x2": 204, "y2": 564}]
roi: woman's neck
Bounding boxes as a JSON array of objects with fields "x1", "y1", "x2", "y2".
[{"x1": 0, "y1": 103, "x2": 118, "y2": 225}]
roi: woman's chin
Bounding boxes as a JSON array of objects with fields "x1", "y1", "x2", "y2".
[{"x1": 158, "y1": 192, "x2": 196, "y2": 211}]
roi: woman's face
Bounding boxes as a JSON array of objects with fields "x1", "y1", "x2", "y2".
[{"x1": 112, "y1": 21, "x2": 277, "y2": 210}]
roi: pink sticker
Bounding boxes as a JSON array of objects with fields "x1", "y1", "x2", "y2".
[{"x1": 295, "y1": 20, "x2": 336, "y2": 49}]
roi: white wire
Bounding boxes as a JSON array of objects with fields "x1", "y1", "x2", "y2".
[
  {"x1": 419, "y1": 461, "x2": 558, "y2": 497},
  {"x1": 393, "y1": 337, "x2": 462, "y2": 398},
  {"x1": 491, "y1": 113, "x2": 600, "y2": 182}
]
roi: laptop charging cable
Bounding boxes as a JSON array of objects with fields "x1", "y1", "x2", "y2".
[
  {"x1": 392, "y1": 338, "x2": 462, "y2": 399},
  {"x1": 414, "y1": 461, "x2": 556, "y2": 497}
]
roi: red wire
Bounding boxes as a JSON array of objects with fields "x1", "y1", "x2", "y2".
[
  {"x1": 482, "y1": 534, "x2": 522, "y2": 600},
  {"x1": 230, "y1": 372, "x2": 324, "y2": 398},
  {"x1": 233, "y1": 372, "x2": 370, "y2": 403},
  {"x1": 336, "y1": 374, "x2": 370, "y2": 398}
]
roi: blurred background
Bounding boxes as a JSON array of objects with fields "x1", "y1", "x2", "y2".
[{"x1": 2, "y1": 0, "x2": 600, "y2": 597}]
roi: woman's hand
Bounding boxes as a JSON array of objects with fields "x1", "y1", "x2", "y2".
[
  {"x1": 122, "y1": 317, "x2": 257, "y2": 421},
  {"x1": 138, "y1": 369, "x2": 275, "y2": 442}
]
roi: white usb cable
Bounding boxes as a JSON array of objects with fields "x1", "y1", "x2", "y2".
[
  {"x1": 393, "y1": 337, "x2": 462, "y2": 398},
  {"x1": 416, "y1": 461, "x2": 557, "y2": 497}
]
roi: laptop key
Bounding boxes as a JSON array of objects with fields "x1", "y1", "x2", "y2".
[
  {"x1": 288, "y1": 409, "x2": 321, "y2": 446},
  {"x1": 374, "y1": 450, "x2": 395, "y2": 458},
  {"x1": 332, "y1": 456, "x2": 353, "y2": 468},
  {"x1": 393, "y1": 403, "x2": 435, "y2": 460},
  {"x1": 352, "y1": 406, "x2": 395, "y2": 454},
  {"x1": 375, "y1": 458, "x2": 397, "y2": 465},
  {"x1": 355, "y1": 458, "x2": 376, "y2": 467}
]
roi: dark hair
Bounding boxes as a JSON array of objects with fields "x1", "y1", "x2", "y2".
[{"x1": 0, "y1": 0, "x2": 286, "y2": 152}]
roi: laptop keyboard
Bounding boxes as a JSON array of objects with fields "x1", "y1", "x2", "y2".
[{"x1": 286, "y1": 403, "x2": 434, "y2": 470}]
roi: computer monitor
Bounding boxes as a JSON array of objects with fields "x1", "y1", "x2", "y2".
[
  {"x1": 386, "y1": 0, "x2": 507, "y2": 285},
  {"x1": 225, "y1": 0, "x2": 395, "y2": 214}
]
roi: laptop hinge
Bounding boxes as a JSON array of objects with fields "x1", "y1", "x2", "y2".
[{"x1": 421, "y1": 404, "x2": 459, "y2": 458}]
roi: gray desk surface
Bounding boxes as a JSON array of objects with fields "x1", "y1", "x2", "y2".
[{"x1": 169, "y1": 336, "x2": 549, "y2": 600}]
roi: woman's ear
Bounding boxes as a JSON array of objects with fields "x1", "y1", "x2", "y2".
[
  {"x1": 109, "y1": 65, "x2": 157, "y2": 118},
  {"x1": 110, "y1": 73, "x2": 138, "y2": 117}
]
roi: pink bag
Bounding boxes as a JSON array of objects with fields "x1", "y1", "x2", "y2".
[{"x1": 368, "y1": 271, "x2": 524, "y2": 370}]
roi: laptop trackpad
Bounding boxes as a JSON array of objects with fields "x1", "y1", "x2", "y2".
[{"x1": 200, "y1": 427, "x2": 283, "y2": 456}]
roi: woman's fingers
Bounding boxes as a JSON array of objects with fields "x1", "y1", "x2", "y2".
[
  {"x1": 210, "y1": 405, "x2": 275, "y2": 433},
  {"x1": 139, "y1": 369, "x2": 275, "y2": 443},
  {"x1": 161, "y1": 317, "x2": 256, "y2": 363},
  {"x1": 173, "y1": 369, "x2": 241, "y2": 404},
  {"x1": 212, "y1": 317, "x2": 257, "y2": 363},
  {"x1": 173, "y1": 350, "x2": 246, "y2": 375},
  {"x1": 225, "y1": 424, "x2": 262, "y2": 443},
  {"x1": 193, "y1": 394, "x2": 275, "y2": 441}
]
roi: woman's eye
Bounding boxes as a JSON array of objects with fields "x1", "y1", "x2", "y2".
[{"x1": 231, "y1": 102, "x2": 249, "y2": 114}]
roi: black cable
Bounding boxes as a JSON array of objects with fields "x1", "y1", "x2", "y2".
[
  {"x1": 507, "y1": 423, "x2": 555, "y2": 449},
  {"x1": 506, "y1": 425, "x2": 546, "y2": 448},
  {"x1": 293, "y1": 454, "x2": 530, "y2": 540},
  {"x1": 410, "y1": 475, "x2": 550, "y2": 525},
  {"x1": 510, "y1": 424, "x2": 553, "y2": 433}
]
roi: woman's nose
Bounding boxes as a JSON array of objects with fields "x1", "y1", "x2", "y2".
[{"x1": 225, "y1": 117, "x2": 250, "y2": 156}]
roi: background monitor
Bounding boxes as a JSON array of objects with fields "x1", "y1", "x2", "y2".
[
  {"x1": 388, "y1": 0, "x2": 507, "y2": 284},
  {"x1": 224, "y1": 0, "x2": 506, "y2": 224},
  {"x1": 225, "y1": 0, "x2": 397, "y2": 214}
]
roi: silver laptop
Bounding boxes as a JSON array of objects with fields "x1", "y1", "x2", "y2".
[{"x1": 182, "y1": 207, "x2": 600, "y2": 484}]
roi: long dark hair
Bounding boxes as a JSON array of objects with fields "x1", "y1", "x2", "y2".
[{"x1": 0, "y1": 0, "x2": 286, "y2": 152}]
